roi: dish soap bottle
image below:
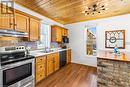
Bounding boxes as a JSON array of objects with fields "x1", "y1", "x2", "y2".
[{"x1": 114, "y1": 45, "x2": 120, "y2": 54}]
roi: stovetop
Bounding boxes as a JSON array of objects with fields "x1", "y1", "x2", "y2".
[
  {"x1": 0, "y1": 46, "x2": 35, "y2": 65},
  {"x1": 1, "y1": 55, "x2": 34, "y2": 65}
]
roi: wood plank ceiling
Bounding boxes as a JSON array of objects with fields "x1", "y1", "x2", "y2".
[{"x1": 14, "y1": 0, "x2": 130, "y2": 24}]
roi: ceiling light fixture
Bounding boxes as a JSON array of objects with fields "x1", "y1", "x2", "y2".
[{"x1": 82, "y1": 2, "x2": 107, "y2": 16}]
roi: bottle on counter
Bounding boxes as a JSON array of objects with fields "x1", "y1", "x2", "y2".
[{"x1": 114, "y1": 45, "x2": 120, "y2": 54}]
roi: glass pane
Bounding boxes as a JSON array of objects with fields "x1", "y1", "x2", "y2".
[
  {"x1": 86, "y1": 27, "x2": 97, "y2": 56},
  {"x1": 38, "y1": 23, "x2": 51, "y2": 48}
]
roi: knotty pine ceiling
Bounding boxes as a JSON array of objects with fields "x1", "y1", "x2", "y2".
[{"x1": 14, "y1": 0, "x2": 130, "y2": 24}]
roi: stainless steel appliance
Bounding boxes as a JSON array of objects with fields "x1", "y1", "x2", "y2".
[
  {"x1": 0, "y1": 46, "x2": 35, "y2": 87},
  {"x1": 0, "y1": 30, "x2": 28, "y2": 37},
  {"x1": 62, "y1": 36, "x2": 69, "y2": 43}
]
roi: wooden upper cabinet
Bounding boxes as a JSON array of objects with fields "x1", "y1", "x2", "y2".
[
  {"x1": 29, "y1": 18, "x2": 40, "y2": 41},
  {"x1": 64, "y1": 29, "x2": 68, "y2": 36},
  {"x1": 62, "y1": 28, "x2": 68, "y2": 37},
  {"x1": 0, "y1": 15, "x2": 14, "y2": 30},
  {"x1": 57, "y1": 27, "x2": 62, "y2": 42},
  {"x1": 62, "y1": 28, "x2": 65, "y2": 36},
  {"x1": 51, "y1": 25, "x2": 62, "y2": 42},
  {"x1": 0, "y1": 5, "x2": 14, "y2": 30},
  {"x1": 15, "y1": 12, "x2": 29, "y2": 32}
]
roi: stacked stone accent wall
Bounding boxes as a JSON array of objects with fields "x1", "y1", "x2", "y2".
[{"x1": 97, "y1": 58, "x2": 130, "y2": 87}]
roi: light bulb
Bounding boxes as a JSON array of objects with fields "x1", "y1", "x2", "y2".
[
  {"x1": 97, "y1": 2, "x2": 100, "y2": 5},
  {"x1": 105, "y1": 8, "x2": 108, "y2": 10},
  {"x1": 82, "y1": 11, "x2": 85, "y2": 13},
  {"x1": 105, "y1": 3, "x2": 108, "y2": 6},
  {"x1": 85, "y1": 13, "x2": 88, "y2": 16},
  {"x1": 86, "y1": 6, "x2": 88, "y2": 9}
]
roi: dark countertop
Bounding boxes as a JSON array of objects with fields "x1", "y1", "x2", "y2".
[{"x1": 97, "y1": 51, "x2": 130, "y2": 62}]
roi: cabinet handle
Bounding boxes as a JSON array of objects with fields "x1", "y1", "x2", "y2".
[
  {"x1": 40, "y1": 66, "x2": 42, "y2": 68},
  {"x1": 10, "y1": 23, "x2": 13, "y2": 25}
]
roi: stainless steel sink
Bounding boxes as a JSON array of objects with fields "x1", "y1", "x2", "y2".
[{"x1": 39, "y1": 50, "x2": 53, "y2": 53}]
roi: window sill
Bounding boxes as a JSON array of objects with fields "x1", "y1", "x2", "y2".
[{"x1": 86, "y1": 55, "x2": 97, "y2": 58}]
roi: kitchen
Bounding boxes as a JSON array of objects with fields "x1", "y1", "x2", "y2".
[{"x1": 0, "y1": 0, "x2": 130, "y2": 87}]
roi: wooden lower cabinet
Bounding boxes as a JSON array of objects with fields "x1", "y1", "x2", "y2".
[
  {"x1": 35, "y1": 56, "x2": 46, "y2": 83},
  {"x1": 35, "y1": 51, "x2": 70, "y2": 83},
  {"x1": 67, "y1": 49, "x2": 71, "y2": 64},
  {"x1": 46, "y1": 54, "x2": 54, "y2": 76},
  {"x1": 46, "y1": 52, "x2": 60, "y2": 76},
  {"x1": 54, "y1": 52, "x2": 60, "y2": 71}
]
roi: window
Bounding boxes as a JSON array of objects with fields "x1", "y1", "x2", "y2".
[
  {"x1": 86, "y1": 27, "x2": 97, "y2": 56},
  {"x1": 37, "y1": 23, "x2": 51, "y2": 48}
]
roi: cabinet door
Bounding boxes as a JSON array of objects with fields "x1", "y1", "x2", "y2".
[
  {"x1": 64, "y1": 29, "x2": 68, "y2": 36},
  {"x1": 62, "y1": 28, "x2": 65, "y2": 36},
  {"x1": 29, "y1": 18, "x2": 40, "y2": 41},
  {"x1": 47, "y1": 54, "x2": 54, "y2": 76},
  {"x1": 51, "y1": 26, "x2": 62, "y2": 42},
  {"x1": 35, "y1": 56, "x2": 46, "y2": 83},
  {"x1": 51, "y1": 26, "x2": 56, "y2": 42},
  {"x1": 0, "y1": 4, "x2": 14, "y2": 30},
  {"x1": 56, "y1": 28, "x2": 62, "y2": 42},
  {"x1": 54, "y1": 53, "x2": 60, "y2": 71},
  {"x1": 15, "y1": 12, "x2": 29, "y2": 32},
  {"x1": 67, "y1": 49, "x2": 71, "y2": 64}
]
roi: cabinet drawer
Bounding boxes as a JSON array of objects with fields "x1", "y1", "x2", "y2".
[
  {"x1": 36, "y1": 57, "x2": 46, "y2": 64},
  {"x1": 36, "y1": 73, "x2": 45, "y2": 83},
  {"x1": 36, "y1": 65, "x2": 45, "y2": 72},
  {"x1": 36, "y1": 68, "x2": 45, "y2": 75}
]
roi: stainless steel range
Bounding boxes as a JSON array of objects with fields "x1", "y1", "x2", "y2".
[{"x1": 0, "y1": 46, "x2": 35, "y2": 87}]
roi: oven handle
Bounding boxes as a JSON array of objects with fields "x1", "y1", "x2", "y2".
[
  {"x1": 1, "y1": 59, "x2": 35, "y2": 70},
  {"x1": 23, "y1": 82, "x2": 32, "y2": 87}
]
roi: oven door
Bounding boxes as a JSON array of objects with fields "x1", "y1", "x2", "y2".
[{"x1": 0, "y1": 59, "x2": 35, "y2": 87}]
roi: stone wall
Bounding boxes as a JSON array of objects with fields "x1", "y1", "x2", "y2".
[{"x1": 97, "y1": 58, "x2": 130, "y2": 87}]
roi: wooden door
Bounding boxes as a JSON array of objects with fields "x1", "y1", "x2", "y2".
[
  {"x1": 51, "y1": 26, "x2": 56, "y2": 42},
  {"x1": 35, "y1": 56, "x2": 46, "y2": 83},
  {"x1": 51, "y1": 26, "x2": 62, "y2": 42},
  {"x1": 67, "y1": 49, "x2": 71, "y2": 64},
  {"x1": 54, "y1": 52, "x2": 60, "y2": 71},
  {"x1": 0, "y1": 6, "x2": 14, "y2": 30},
  {"x1": 29, "y1": 18, "x2": 40, "y2": 41},
  {"x1": 56, "y1": 27, "x2": 62, "y2": 42},
  {"x1": 15, "y1": 12, "x2": 29, "y2": 32},
  {"x1": 62, "y1": 28, "x2": 65, "y2": 36},
  {"x1": 47, "y1": 54, "x2": 54, "y2": 76},
  {"x1": 64, "y1": 29, "x2": 68, "y2": 36}
]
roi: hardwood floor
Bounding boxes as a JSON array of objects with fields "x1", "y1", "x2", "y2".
[{"x1": 36, "y1": 63, "x2": 97, "y2": 87}]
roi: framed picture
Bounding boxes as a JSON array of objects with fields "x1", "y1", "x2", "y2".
[{"x1": 105, "y1": 30, "x2": 125, "y2": 49}]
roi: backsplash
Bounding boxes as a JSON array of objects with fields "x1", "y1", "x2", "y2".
[
  {"x1": 0, "y1": 36, "x2": 37, "y2": 50},
  {"x1": 50, "y1": 42, "x2": 59, "y2": 48},
  {"x1": 0, "y1": 36, "x2": 69, "y2": 50}
]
